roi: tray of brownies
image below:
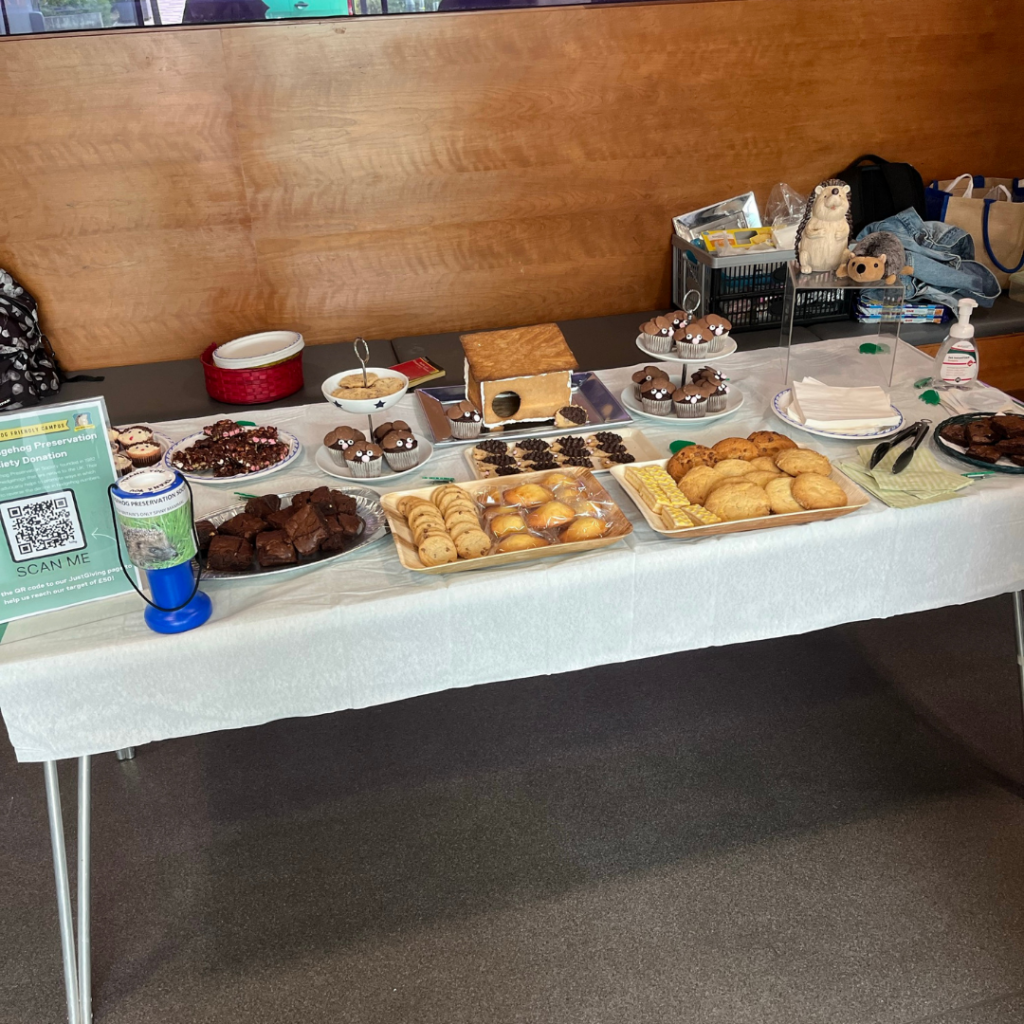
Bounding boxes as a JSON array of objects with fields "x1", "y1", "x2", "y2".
[{"x1": 195, "y1": 485, "x2": 387, "y2": 578}]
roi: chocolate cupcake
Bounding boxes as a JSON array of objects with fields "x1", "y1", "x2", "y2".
[
  {"x1": 639, "y1": 316, "x2": 675, "y2": 354},
  {"x1": 674, "y1": 321, "x2": 711, "y2": 359},
  {"x1": 380, "y1": 429, "x2": 420, "y2": 471},
  {"x1": 691, "y1": 366, "x2": 725, "y2": 386},
  {"x1": 344, "y1": 442, "x2": 384, "y2": 478},
  {"x1": 703, "y1": 314, "x2": 732, "y2": 346},
  {"x1": 706, "y1": 381, "x2": 728, "y2": 413},
  {"x1": 126, "y1": 441, "x2": 162, "y2": 466},
  {"x1": 668, "y1": 310, "x2": 690, "y2": 331},
  {"x1": 446, "y1": 400, "x2": 483, "y2": 439},
  {"x1": 117, "y1": 425, "x2": 153, "y2": 447},
  {"x1": 640, "y1": 379, "x2": 674, "y2": 416},
  {"x1": 673, "y1": 385, "x2": 707, "y2": 419},
  {"x1": 113, "y1": 453, "x2": 133, "y2": 476},
  {"x1": 324, "y1": 425, "x2": 366, "y2": 466},
  {"x1": 632, "y1": 365, "x2": 670, "y2": 400}
]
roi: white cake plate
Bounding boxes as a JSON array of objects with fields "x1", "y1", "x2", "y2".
[
  {"x1": 771, "y1": 388, "x2": 905, "y2": 440},
  {"x1": 620, "y1": 386, "x2": 745, "y2": 424},
  {"x1": 635, "y1": 334, "x2": 738, "y2": 363},
  {"x1": 315, "y1": 434, "x2": 434, "y2": 484}
]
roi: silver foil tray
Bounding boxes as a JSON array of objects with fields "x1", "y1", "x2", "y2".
[{"x1": 416, "y1": 371, "x2": 633, "y2": 447}]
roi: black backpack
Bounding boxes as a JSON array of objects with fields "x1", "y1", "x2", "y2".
[
  {"x1": 837, "y1": 154, "x2": 927, "y2": 234},
  {"x1": 0, "y1": 269, "x2": 99, "y2": 412}
]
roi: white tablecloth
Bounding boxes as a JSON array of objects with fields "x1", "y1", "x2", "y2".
[{"x1": 2, "y1": 340, "x2": 1022, "y2": 762}]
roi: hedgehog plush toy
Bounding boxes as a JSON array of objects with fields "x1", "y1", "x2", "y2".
[{"x1": 837, "y1": 231, "x2": 914, "y2": 285}]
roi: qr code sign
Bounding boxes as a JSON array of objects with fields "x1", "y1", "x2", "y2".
[{"x1": 0, "y1": 489, "x2": 86, "y2": 563}]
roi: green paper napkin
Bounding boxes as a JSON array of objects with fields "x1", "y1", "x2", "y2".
[{"x1": 838, "y1": 443, "x2": 971, "y2": 509}]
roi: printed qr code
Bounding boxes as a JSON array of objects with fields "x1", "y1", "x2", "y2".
[{"x1": 0, "y1": 489, "x2": 86, "y2": 563}]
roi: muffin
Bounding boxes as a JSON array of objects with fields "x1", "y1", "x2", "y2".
[
  {"x1": 117, "y1": 425, "x2": 153, "y2": 447},
  {"x1": 638, "y1": 316, "x2": 675, "y2": 354},
  {"x1": 691, "y1": 366, "x2": 725, "y2": 386},
  {"x1": 113, "y1": 453, "x2": 133, "y2": 476},
  {"x1": 446, "y1": 400, "x2": 483, "y2": 439},
  {"x1": 632, "y1": 365, "x2": 670, "y2": 400},
  {"x1": 324, "y1": 425, "x2": 366, "y2": 466},
  {"x1": 640, "y1": 379, "x2": 674, "y2": 416},
  {"x1": 343, "y1": 442, "x2": 384, "y2": 478},
  {"x1": 704, "y1": 314, "x2": 732, "y2": 342},
  {"x1": 668, "y1": 310, "x2": 690, "y2": 331},
  {"x1": 380, "y1": 429, "x2": 420, "y2": 471},
  {"x1": 673, "y1": 385, "x2": 707, "y2": 418},
  {"x1": 705, "y1": 381, "x2": 728, "y2": 413},
  {"x1": 125, "y1": 441, "x2": 162, "y2": 466}
]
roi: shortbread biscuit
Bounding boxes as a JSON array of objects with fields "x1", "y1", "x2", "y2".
[
  {"x1": 764, "y1": 475, "x2": 803, "y2": 514},
  {"x1": 775, "y1": 448, "x2": 832, "y2": 477},
  {"x1": 679, "y1": 465, "x2": 718, "y2": 505},
  {"x1": 704, "y1": 480, "x2": 771, "y2": 521},
  {"x1": 791, "y1": 472, "x2": 848, "y2": 510},
  {"x1": 711, "y1": 437, "x2": 759, "y2": 462},
  {"x1": 711, "y1": 459, "x2": 754, "y2": 479},
  {"x1": 747, "y1": 430, "x2": 798, "y2": 457},
  {"x1": 744, "y1": 470, "x2": 783, "y2": 489},
  {"x1": 749, "y1": 456, "x2": 778, "y2": 473}
]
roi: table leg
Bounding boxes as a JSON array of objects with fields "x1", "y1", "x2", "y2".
[
  {"x1": 44, "y1": 761, "x2": 81, "y2": 1024},
  {"x1": 78, "y1": 756, "x2": 92, "y2": 1024},
  {"x1": 115, "y1": 747, "x2": 135, "y2": 761}
]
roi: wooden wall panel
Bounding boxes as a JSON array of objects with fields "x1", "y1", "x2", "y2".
[{"x1": 1, "y1": 0, "x2": 1023, "y2": 369}]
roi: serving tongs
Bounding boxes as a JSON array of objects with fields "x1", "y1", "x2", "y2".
[{"x1": 869, "y1": 419, "x2": 931, "y2": 475}]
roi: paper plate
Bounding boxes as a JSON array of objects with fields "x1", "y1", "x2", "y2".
[
  {"x1": 211, "y1": 331, "x2": 304, "y2": 369},
  {"x1": 164, "y1": 429, "x2": 302, "y2": 484},
  {"x1": 619, "y1": 386, "x2": 744, "y2": 424},
  {"x1": 314, "y1": 434, "x2": 434, "y2": 484},
  {"x1": 771, "y1": 388, "x2": 904, "y2": 440},
  {"x1": 635, "y1": 335, "x2": 738, "y2": 363}
]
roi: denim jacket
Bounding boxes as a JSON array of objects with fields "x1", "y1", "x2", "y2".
[{"x1": 857, "y1": 208, "x2": 1001, "y2": 310}]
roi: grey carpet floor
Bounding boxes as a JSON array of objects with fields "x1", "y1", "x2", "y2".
[{"x1": 2, "y1": 595, "x2": 1024, "y2": 1024}]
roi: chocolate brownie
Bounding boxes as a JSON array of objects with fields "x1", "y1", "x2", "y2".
[
  {"x1": 284, "y1": 503, "x2": 328, "y2": 556},
  {"x1": 245, "y1": 494, "x2": 281, "y2": 518},
  {"x1": 965, "y1": 444, "x2": 1002, "y2": 464},
  {"x1": 992, "y1": 414, "x2": 1024, "y2": 440},
  {"x1": 218, "y1": 512, "x2": 268, "y2": 542},
  {"x1": 194, "y1": 519, "x2": 217, "y2": 554},
  {"x1": 207, "y1": 535, "x2": 253, "y2": 572},
  {"x1": 330, "y1": 490, "x2": 357, "y2": 516},
  {"x1": 967, "y1": 420, "x2": 998, "y2": 446},
  {"x1": 255, "y1": 530, "x2": 297, "y2": 567},
  {"x1": 938, "y1": 422, "x2": 969, "y2": 447},
  {"x1": 319, "y1": 516, "x2": 349, "y2": 553},
  {"x1": 264, "y1": 508, "x2": 294, "y2": 530},
  {"x1": 996, "y1": 438, "x2": 1024, "y2": 456},
  {"x1": 290, "y1": 491, "x2": 312, "y2": 508}
]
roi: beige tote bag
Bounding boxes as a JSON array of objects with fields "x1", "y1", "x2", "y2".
[{"x1": 929, "y1": 174, "x2": 1024, "y2": 288}]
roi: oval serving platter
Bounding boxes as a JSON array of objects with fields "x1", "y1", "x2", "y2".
[{"x1": 197, "y1": 485, "x2": 387, "y2": 580}]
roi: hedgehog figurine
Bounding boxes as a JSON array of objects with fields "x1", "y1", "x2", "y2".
[
  {"x1": 838, "y1": 231, "x2": 913, "y2": 285},
  {"x1": 795, "y1": 179, "x2": 853, "y2": 274}
]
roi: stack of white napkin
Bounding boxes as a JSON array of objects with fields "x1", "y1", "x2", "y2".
[{"x1": 789, "y1": 377, "x2": 901, "y2": 431}]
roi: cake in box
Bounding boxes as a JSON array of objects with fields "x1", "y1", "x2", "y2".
[{"x1": 460, "y1": 323, "x2": 579, "y2": 427}]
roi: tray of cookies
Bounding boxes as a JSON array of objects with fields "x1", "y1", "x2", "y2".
[
  {"x1": 608, "y1": 430, "x2": 869, "y2": 539},
  {"x1": 463, "y1": 427, "x2": 661, "y2": 480},
  {"x1": 380, "y1": 471, "x2": 633, "y2": 574}
]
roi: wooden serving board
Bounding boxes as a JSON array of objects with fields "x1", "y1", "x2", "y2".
[
  {"x1": 380, "y1": 467, "x2": 633, "y2": 574},
  {"x1": 462, "y1": 425, "x2": 663, "y2": 480},
  {"x1": 608, "y1": 458, "x2": 870, "y2": 539}
]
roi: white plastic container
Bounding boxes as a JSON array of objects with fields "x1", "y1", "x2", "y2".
[
  {"x1": 211, "y1": 331, "x2": 304, "y2": 370},
  {"x1": 932, "y1": 298, "x2": 979, "y2": 386}
]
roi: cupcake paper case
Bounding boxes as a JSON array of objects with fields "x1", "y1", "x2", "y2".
[
  {"x1": 640, "y1": 379, "x2": 674, "y2": 416},
  {"x1": 344, "y1": 443, "x2": 384, "y2": 477},
  {"x1": 446, "y1": 400, "x2": 483, "y2": 439},
  {"x1": 381, "y1": 430, "x2": 420, "y2": 471},
  {"x1": 639, "y1": 316, "x2": 675, "y2": 354}
]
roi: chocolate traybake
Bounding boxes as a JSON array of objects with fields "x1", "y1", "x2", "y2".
[{"x1": 201, "y1": 490, "x2": 364, "y2": 573}]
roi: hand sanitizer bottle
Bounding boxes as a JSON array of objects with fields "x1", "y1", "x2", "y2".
[{"x1": 933, "y1": 298, "x2": 979, "y2": 387}]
